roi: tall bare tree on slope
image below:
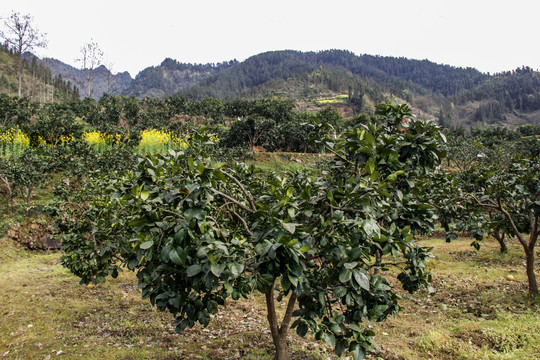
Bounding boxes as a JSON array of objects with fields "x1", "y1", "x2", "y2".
[{"x1": 0, "y1": 11, "x2": 47, "y2": 97}]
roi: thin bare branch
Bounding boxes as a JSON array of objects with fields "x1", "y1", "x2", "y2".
[
  {"x1": 210, "y1": 188, "x2": 254, "y2": 213},
  {"x1": 231, "y1": 210, "x2": 253, "y2": 237},
  {"x1": 220, "y1": 170, "x2": 257, "y2": 211}
]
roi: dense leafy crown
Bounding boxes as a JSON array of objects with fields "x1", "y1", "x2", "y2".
[{"x1": 59, "y1": 102, "x2": 447, "y2": 359}]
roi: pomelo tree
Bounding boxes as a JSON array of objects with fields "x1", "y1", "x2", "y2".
[{"x1": 58, "y1": 102, "x2": 447, "y2": 359}]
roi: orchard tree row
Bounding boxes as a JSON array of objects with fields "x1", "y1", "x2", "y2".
[
  {"x1": 2, "y1": 92, "x2": 539, "y2": 153},
  {"x1": 1, "y1": 97, "x2": 538, "y2": 358},
  {"x1": 0, "y1": 93, "x2": 348, "y2": 152}
]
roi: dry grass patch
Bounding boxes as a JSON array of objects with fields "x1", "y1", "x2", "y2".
[{"x1": 1, "y1": 236, "x2": 539, "y2": 360}]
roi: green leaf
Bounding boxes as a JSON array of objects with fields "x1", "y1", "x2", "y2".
[
  {"x1": 288, "y1": 273, "x2": 299, "y2": 287},
  {"x1": 128, "y1": 217, "x2": 147, "y2": 227},
  {"x1": 169, "y1": 248, "x2": 186, "y2": 266},
  {"x1": 213, "y1": 170, "x2": 226, "y2": 181},
  {"x1": 196, "y1": 162, "x2": 205, "y2": 174},
  {"x1": 333, "y1": 286, "x2": 347, "y2": 299},
  {"x1": 335, "y1": 340, "x2": 347, "y2": 357},
  {"x1": 364, "y1": 132, "x2": 375, "y2": 146},
  {"x1": 186, "y1": 264, "x2": 202, "y2": 277},
  {"x1": 283, "y1": 223, "x2": 296, "y2": 234},
  {"x1": 214, "y1": 162, "x2": 227, "y2": 170},
  {"x1": 140, "y1": 240, "x2": 153, "y2": 249},
  {"x1": 362, "y1": 218, "x2": 379, "y2": 237},
  {"x1": 140, "y1": 190, "x2": 150, "y2": 201},
  {"x1": 339, "y1": 269, "x2": 352, "y2": 283},
  {"x1": 365, "y1": 161, "x2": 375, "y2": 175},
  {"x1": 299, "y1": 245, "x2": 311, "y2": 253},
  {"x1": 296, "y1": 323, "x2": 308, "y2": 337},
  {"x1": 287, "y1": 207, "x2": 296, "y2": 219},
  {"x1": 353, "y1": 347, "x2": 366, "y2": 360},
  {"x1": 353, "y1": 269, "x2": 370, "y2": 291},
  {"x1": 228, "y1": 263, "x2": 244, "y2": 277},
  {"x1": 323, "y1": 332, "x2": 336, "y2": 348},
  {"x1": 187, "y1": 157, "x2": 195, "y2": 170},
  {"x1": 174, "y1": 229, "x2": 186, "y2": 243},
  {"x1": 401, "y1": 225, "x2": 411, "y2": 235},
  {"x1": 210, "y1": 263, "x2": 226, "y2": 277}
]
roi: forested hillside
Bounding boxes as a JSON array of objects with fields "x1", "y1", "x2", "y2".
[
  {"x1": 36, "y1": 56, "x2": 133, "y2": 100},
  {"x1": 125, "y1": 58, "x2": 237, "y2": 98},
  {"x1": 0, "y1": 45, "x2": 79, "y2": 102},
  {"x1": 2, "y1": 48, "x2": 540, "y2": 128},
  {"x1": 171, "y1": 50, "x2": 539, "y2": 128},
  {"x1": 179, "y1": 50, "x2": 489, "y2": 100}
]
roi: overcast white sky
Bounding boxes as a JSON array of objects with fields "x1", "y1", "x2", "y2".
[{"x1": 2, "y1": 0, "x2": 539, "y2": 78}]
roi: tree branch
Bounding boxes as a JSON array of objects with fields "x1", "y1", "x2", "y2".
[
  {"x1": 221, "y1": 170, "x2": 257, "y2": 212},
  {"x1": 231, "y1": 210, "x2": 253, "y2": 237},
  {"x1": 498, "y1": 205, "x2": 527, "y2": 248},
  {"x1": 206, "y1": 215, "x2": 227, "y2": 241},
  {"x1": 265, "y1": 283, "x2": 279, "y2": 341},
  {"x1": 279, "y1": 292, "x2": 297, "y2": 335},
  {"x1": 210, "y1": 188, "x2": 254, "y2": 213}
]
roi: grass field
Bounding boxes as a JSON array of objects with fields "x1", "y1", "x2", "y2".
[{"x1": 1, "y1": 234, "x2": 538, "y2": 360}]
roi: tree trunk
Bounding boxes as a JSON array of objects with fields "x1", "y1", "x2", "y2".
[
  {"x1": 265, "y1": 283, "x2": 297, "y2": 360},
  {"x1": 0, "y1": 176, "x2": 13, "y2": 206},
  {"x1": 18, "y1": 54, "x2": 23, "y2": 97},
  {"x1": 273, "y1": 334, "x2": 289, "y2": 360},
  {"x1": 492, "y1": 231, "x2": 507, "y2": 254},
  {"x1": 525, "y1": 248, "x2": 538, "y2": 296}
]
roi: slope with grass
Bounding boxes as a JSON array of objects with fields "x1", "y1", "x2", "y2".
[{"x1": 1, "y1": 235, "x2": 538, "y2": 360}]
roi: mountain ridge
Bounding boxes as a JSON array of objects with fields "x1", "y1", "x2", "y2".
[{"x1": 4, "y1": 48, "x2": 540, "y2": 128}]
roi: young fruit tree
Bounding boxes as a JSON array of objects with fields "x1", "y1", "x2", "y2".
[
  {"x1": 438, "y1": 155, "x2": 539, "y2": 296},
  {"x1": 58, "y1": 102, "x2": 447, "y2": 359}
]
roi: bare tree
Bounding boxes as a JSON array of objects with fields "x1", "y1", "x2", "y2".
[
  {"x1": 0, "y1": 11, "x2": 47, "y2": 97},
  {"x1": 76, "y1": 40, "x2": 103, "y2": 98},
  {"x1": 104, "y1": 59, "x2": 117, "y2": 94}
]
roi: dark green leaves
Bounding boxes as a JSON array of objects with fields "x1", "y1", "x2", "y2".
[
  {"x1": 186, "y1": 264, "x2": 202, "y2": 277},
  {"x1": 169, "y1": 247, "x2": 187, "y2": 266},
  {"x1": 353, "y1": 269, "x2": 370, "y2": 291}
]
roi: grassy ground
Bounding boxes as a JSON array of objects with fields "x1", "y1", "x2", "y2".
[{"x1": 1, "y1": 235, "x2": 538, "y2": 360}]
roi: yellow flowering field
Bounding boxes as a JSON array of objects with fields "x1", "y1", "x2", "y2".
[
  {"x1": 82, "y1": 131, "x2": 123, "y2": 152},
  {"x1": 136, "y1": 129, "x2": 189, "y2": 154},
  {"x1": 0, "y1": 128, "x2": 30, "y2": 157}
]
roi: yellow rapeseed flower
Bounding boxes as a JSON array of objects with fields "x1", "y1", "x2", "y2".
[
  {"x1": 137, "y1": 129, "x2": 188, "y2": 154},
  {"x1": 83, "y1": 130, "x2": 122, "y2": 152},
  {"x1": 0, "y1": 128, "x2": 30, "y2": 157}
]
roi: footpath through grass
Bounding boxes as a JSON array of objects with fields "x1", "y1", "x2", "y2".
[{"x1": 0, "y1": 236, "x2": 539, "y2": 360}]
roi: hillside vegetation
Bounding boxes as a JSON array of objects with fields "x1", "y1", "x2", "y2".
[
  {"x1": 0, "y1": 46, "x2": 79, "y2": 102},
  {"x1": 3, "y1": 49, "x2": 540, "y2": 129}
]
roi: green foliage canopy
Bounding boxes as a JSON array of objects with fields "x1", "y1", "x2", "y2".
[{"x1": 57, "y1": 102, "x2": 446, "y2": 359}]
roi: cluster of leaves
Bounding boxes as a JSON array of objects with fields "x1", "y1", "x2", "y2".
[
  {"x1": 433, "y1": 130, "x2": 540, "y2": 295},
  {"x1": 57, "y1": 102, "x2": 447, "y2": 359},
  {"x1": 0, "y1": 147, "x2": 52, "y2": 205}
]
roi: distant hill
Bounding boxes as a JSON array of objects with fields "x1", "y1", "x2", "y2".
[
  {"x1": 0, "y1": 46, "x2": 79, "y2": 101},
  {"x1": 3, "y1": 48, "x2": 540, "y2": 128},
  {"x1": 36, "y1": 56, "x2": 133, "y2": 99},
  {"x1": 176, "y1": 50, "x2": 488, "y2": 99},
  {"x1": 125, "y1": 58, "x2": 237, "y2": 98},
  {"x1": 173, "y1": 50, "x2": 539, "y2": 128}
]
